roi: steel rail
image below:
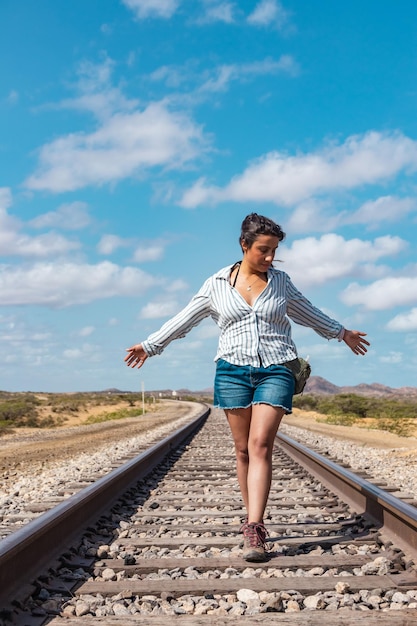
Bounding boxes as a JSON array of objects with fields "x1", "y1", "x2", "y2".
[
  {"x1": 0, "y1": 405, "x2": 209, "y2": 608},
  {"x1": 277, "y1": 432, "x2": 417, "y2": 562}
]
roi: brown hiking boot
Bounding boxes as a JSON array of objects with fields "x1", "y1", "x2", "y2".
[{"x1": 242, "y1": 522, "x2": 268, "y2": 562}]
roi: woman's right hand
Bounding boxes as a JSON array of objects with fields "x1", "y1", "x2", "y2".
[
  {"x1": 343, "y1": 330, "x2": 370, "y2": 355},
  {"x1": 124, "y1": 344, "x2": 148, "y2": 368}
]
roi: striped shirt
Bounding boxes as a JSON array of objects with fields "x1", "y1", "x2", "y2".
[{"x1": 141, "y1": 265, "x2": 344, "y2": 367}]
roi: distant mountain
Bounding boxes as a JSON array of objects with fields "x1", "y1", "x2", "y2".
[
  {"x1": 304, "y1": 376, "x2": 417, "y2": 398},
  {"x1": 103, "y1": 379, "x2": 417, "y2": 399}
]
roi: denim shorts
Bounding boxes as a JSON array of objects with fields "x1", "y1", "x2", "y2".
[{"x1": 213, "y1": 358, "x2": 294, "y2": 413}]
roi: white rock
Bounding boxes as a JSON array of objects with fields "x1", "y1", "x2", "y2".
[
  {"x1": 237, "y1": 588, "x2": 260, "y2": 603},
  {"x1": 75, "y1": 601, "x2": 91, "y2": 617},
  {"x1": 101, "y1": 567, "x2": 116, "y2": 581},
  {"x1": 285, "y1": 600, "x2": 301, "y2": 612},
  {"x1": 113, "y1": 603, "x2": 130, "y2": 615},
  {"x1": 391, "y1": 591, "x2": 410, "y2": 604},
  {"x1": 97, "y1": 545, "x2": 110, "y2": 558},
  {"x1": 303, "y1": 595, "x2": 326, "y2": 609},
  {"x1": 61, "y1": 605, "x2": 76, "y2": 616}
]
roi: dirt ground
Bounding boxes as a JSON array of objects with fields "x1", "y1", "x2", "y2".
[
  {"x1": 0, "y1": 400, "x2": 201, "y2": 474},
  {"x1": 2, "y1": 403, "x2": 417, "y2": 476},
  {"x1": 283, "y1": 409, "x2": 417, "y2": 456}
]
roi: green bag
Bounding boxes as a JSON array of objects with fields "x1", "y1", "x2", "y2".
[{"x1": 283, "y1": 357, "x2": 311, "y2": 395}]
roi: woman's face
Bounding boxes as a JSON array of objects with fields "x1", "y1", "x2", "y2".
[{"x1": 243, "y1": 234, "x2": 279, "y2": 271}]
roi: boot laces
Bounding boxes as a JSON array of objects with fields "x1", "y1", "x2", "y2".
[{"x1": 244, "y1": 522, "x2": 268, "y2": 548}]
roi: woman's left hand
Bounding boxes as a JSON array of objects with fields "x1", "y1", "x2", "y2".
[
  {"x1": 124, "y1": 344, "x2": 148, "y2": 368},
  {"x1": 343, "y1": 330, "x2": 370, "y2": 355}
]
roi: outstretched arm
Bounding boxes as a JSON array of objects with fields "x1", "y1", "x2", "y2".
[
  {"x1": 124, "y1": 344, "x2": 148, "y2": 369},
  {"x1": 342, "y1": 330, "x2": 370, "y2": 356}
]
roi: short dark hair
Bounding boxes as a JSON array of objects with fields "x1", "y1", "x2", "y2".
[{"x1": 240, "y1": 213, "x2": 285, "y2": 250}]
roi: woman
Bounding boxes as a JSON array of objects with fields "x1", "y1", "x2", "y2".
[{"x1": 125, "y1": 213, "x2": 369, "y2": 562}]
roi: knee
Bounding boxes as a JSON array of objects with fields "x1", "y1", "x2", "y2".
[
  {"x1": 235, "y1": 445, "x2": 249, "y2": 464},
  {"x1": 249, "y1": 438, "x2": 271, "y2": 460}
]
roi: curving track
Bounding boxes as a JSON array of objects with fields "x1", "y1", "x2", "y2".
[{"x1": 2, "y1": 405, "x2": 417, "y2": 625}]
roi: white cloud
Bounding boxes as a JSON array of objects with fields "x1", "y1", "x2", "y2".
[
  {"x1": 179, "y1": 131, "x2": 417, "y2": 208},
  {"x1": 341, "y1": 274, "x2": 417, "y2": 311},
  {"x1": 122, "y1": 0, "x2": 180, "y2": 19},
  {"x1": 97, "y1": 234, "x2": 129, "y2": 255},
  {"x1": 150, "y1": 64, "x2": 189, "y2": 89},
  {"x1": 379, "y1": 351, "x2": 403, "y2": 363},
  {"x1": 205, "y1": 2, "x2": 235, "y2": 23},
  {"x1": 76, "y1": 57, "x2": 114, "y2": 92},
  {"x1": 287, "y1": 195, "x2": 417, "y2": 235},
  {"x1": 78, "y1": 326, "x2": 96, "y2": 337},
  {"x1": 63, "y1": 348, "x2": 84, "y2": 359},
  {"x1": 198, "y1": 1, "x2": 236, "y2": 24},
  {"x1": 140, "y1": 299, "x2": 181, "y2": 318},
  {"x1": 133, "y1": 242, "x2": 165, "y2": 262},
  {"x1": 149, "y1": 55, "x2": 298, "y2": 99},
  {"x1": 6, "y1": 90, "x2": 19, "y2": 105},
  {"x1": 286, "y1": 199, "x2": 339, "y2": 234},
  {"x1": 166, "y1": 278, "x2": 188, "y2": 292},
  {"x1": 280, "y1": 234, "x2": 406, "y2": 288},
  {"x1": 60, "y1": 58, "x2": 139, "y2": 120},
  {"x1": 100, "y1": 23, "x2": 113, "y2": 35},
  {"x1": 247, "y1": 0, "x2": 291, "y2": 29},
  {"x1": 0, "y1": 198, "x2": 80, "y2": 259},
  {"x1": 0, "y1": 318, "x2": 53, "y2": 368},
  {"x1": 63, "y1": 343, "x2": 101, "y2": 362},
  {"x1": 25, "y1": 102, "x2": 206, "y2": 193},
  {"x1": 97, "y1": 235, "x2": 168, "y2": 261},
  {"x1": 0, "y1": 232, "x2": 80, "y2": 258},
  {"x1": 30, "y1": 202, "x2": 91, "y2": 230},
  {"x1": 0, "y1": 261, "x2": 161, "y2": 307},
  {"x1": 0, "y1": 187, "x2": 12, "y2": 209},
  {"x1": 345, "y1": 196, "x2": 417, "y2": 227},
  {"x1": 199, "y1": 56, "x2": 299, "y2": 93},
  {"x1": 199, "y1": 66, "x2": 235, "y2": 93},
  {"x1": 387, "y1": 309, "x2": 417, "y2": 331},
  {"x1": 127, "y1": 51, "x2": 136, "y2": 67}
]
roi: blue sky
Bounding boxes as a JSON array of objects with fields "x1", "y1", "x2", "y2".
[{"x1": 1, "y1": 0, "x2": 417, "y2": 393}]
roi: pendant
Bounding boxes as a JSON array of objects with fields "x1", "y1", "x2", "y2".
[{"x1": 247, "y1": 286, "x2": 251, "y2": 291}]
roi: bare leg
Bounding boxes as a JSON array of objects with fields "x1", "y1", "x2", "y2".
[
  {"x1": 225, "y1": 406, "x2": 252, "y2": 512},
  {"x1": 246, "y1": 403, "x2": 285, "y2": 522},
  {"x1": 226, "y1": 403, "x2": 285, "y2": 522}
]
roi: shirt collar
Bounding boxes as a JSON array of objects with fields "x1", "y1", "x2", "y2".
[{"x1": 215, "y1": 264, "x2": 275, "y2": 283}]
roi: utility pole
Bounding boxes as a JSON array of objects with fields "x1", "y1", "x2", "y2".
[{"x1": 141, "y1": 380, "x2": 145, "y2": 415}]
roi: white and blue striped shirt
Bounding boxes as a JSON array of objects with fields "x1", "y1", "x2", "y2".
[{"x1": 142, "y1": 265, "x2": 344, "y2": 367}]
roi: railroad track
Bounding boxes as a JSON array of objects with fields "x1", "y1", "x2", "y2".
[
  {"x1": 2, "y1": 405, "x2": 417, "y2": 625},
  {"x1": 0, "y1": 402, "x2": 202, "y2": 541}
]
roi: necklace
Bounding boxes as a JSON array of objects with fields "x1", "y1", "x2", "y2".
[
  {"x1": 246, "y1": 275, "x2": 261, "y2": 291},
  {"x1": 232, "y1": 263, "x2": 265, "y2": 291}
]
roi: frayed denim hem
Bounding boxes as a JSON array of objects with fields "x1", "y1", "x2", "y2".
[
  {"x1": 213, "y1": 402, "x2": 252, "y2": 410},
  {"x1": 253, "y1": 401, "x2": 292, "y2": 414},
  {"x1": 213, "y1": 401, "x2": 292, "y2": 414}
]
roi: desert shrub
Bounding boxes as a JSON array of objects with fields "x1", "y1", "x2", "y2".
[
  {"x1": 0, "y1": 394, "x2": 41, "y2": 425},
  {"x1": 376, "y1": 418, "x2": 415, "y2": 437},
  {"x1": 0, "y1": 419, "x2": 14, "y2": 435},
  {"x1": 84, "y1": 407, "x2": 145, "y2": 424},
  {"x1": 292, "y1": 395, "x2": 320, "y2": 411},
  {"x1": 295, "y1": 393, "x2": 417, "y2": 435},
  {"x1": 319, "y1": 414, "x2": 358, "y2": 427},
  {"x1": 38, "y1": 415, "x2": 62, "y2": 428},
  {"x1": 293, "y1": 393, "x2": 370, "y2": 418},
  {"x1": 316, "y1": 394, "x2": 371, "y2": 418},
  {"x1": 49, "y1": 393, "x2": 88, "y2": 413}
]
